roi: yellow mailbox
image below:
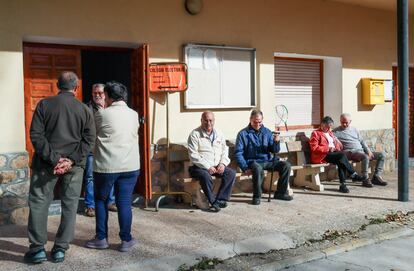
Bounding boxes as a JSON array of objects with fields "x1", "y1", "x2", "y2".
[{"x1": 361, "y1": 78, "x2": 385, "y2": 105}]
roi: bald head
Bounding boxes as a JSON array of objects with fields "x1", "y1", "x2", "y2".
[{"x1": 201, "y1": 111, "x2": 215, "y2": 134}]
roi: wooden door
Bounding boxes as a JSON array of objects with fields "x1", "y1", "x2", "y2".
[
  {"x1": 131, "y1": 44, "x2": 152, "y2": 200},
  {"x1": 392, "y1": 67, "x2": 414, "y2": 157},
  {"x1": 23, "y1": 44, "x2": 82, "y2": 160}
]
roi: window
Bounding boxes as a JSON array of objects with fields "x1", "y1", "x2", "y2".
[
  {"x1": 184, "y1": 44, "x2": 256, "y2": 109},
  {"x1": 274, "y1": 57, "x2": 323, "y2": 128}
]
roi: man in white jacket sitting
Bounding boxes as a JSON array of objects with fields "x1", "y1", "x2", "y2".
[{"x1": 187, "y1": 111, "x2": 236, "y2": 212}]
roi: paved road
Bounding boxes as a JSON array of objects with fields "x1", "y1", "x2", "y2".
[{"x1": 286, "y1": 233, "x2": 414, "y2": 271}]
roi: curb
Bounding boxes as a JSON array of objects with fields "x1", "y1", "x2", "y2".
[{"x1": 251, "y1": 227, "x2": 414, "y2": 271}]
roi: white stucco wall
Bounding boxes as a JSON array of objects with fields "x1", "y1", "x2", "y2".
[
  {"x1": 0, "y1": 52, "x2": 25, "y2": 153},
  {"x1": 342, "y1": 68, "x2": 393, "y2": 129}
]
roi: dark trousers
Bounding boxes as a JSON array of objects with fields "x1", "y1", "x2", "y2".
[
  {"x1": 249, "y1": 160, "x2": 291, "y2": 199},
  {"x1": 189, "y1": 165, "x2": 236, "y2": 205},
  {"x1": 94, "y1": 170, "x2": 140, "y2": 242},
  {"x1": 84, "y1": 154, "x2": 114, "y2": 208},
  {"x1": 28, "y1": 165, "x2": 84, "y2": 253},
  {"x1": 324, "y1": 152, "x2": 355, "y2": 183}
]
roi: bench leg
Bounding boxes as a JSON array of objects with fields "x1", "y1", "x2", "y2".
[
  {"x1": 294, "y1": 168, "x2": 324, "y2": 191},
  {"x1": 309, "y1": 173, "x2": 324, "y2": 192},
  {"x1": 183, "y1": 181, "x2": 210, "y2": 210}
]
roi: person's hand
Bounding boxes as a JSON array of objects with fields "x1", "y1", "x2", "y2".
[
  {"x1": 243, "y1": 169, "x2": 252, "y2": 176},
  {"x1": 367, "y1": 150, "x2": 374, "y2": 160},
  {"x1": 273, "y1": 132, "x2": 280, "y2": 142},
  {"x1": 208, "y1": 167, "x2": 217, "y2": 175},
  {"x1": 96, "y1": 99, "x2": 105, "y2": 108},
  {"x1": 54, "y1": 158, "x2": 73, "y2": 175},
  {"x1": 216, "y1": 163, "x2": 225, "y2": 174}
]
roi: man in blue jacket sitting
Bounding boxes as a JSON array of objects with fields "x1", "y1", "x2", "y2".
[{"x1": 235, "y1": 109, "x2": 293, "y2": 205}]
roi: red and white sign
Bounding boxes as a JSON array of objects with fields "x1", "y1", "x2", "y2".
[{"x1": 149, "y1": 63, "x2": 188, "y2": 92}]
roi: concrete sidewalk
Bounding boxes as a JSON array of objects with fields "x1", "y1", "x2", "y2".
[{"x1": 0, "y1": 170, "x2": 413, "y2": 271}]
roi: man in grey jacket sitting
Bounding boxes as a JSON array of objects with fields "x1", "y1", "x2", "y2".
[
  {"x1": 187, "y1": 111, "x2": 236, "y2": 212},
  {"x1": 333, "y1": 113, "x2": 387, "y2": 187}
]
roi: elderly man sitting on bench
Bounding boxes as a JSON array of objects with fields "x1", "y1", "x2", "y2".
[
  {"x1": 187, "y1": 111, "x2": 236, "y2": 212},
  {"x1": 333, "y1": 113, "x2": 387, "y2": 187}
]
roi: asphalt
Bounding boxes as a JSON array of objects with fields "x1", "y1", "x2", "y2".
[
  {"x1": 281, "y1": 229, "x2": 414, "y2": 271},
  {"x1": 0, "y1": 170, "x2": 413, "y2": 271}
]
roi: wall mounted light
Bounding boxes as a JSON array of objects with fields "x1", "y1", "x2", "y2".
[{"x1": 185, "y1": 0, "x2": 203, "y2": 15}]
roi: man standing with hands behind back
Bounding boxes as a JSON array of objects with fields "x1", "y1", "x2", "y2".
[{"x1": 24, "y1": 71, "x2": 95, "y2": 264}]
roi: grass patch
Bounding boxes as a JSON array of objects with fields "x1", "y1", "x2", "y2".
[{"x1": 177, "y1": 257, "x2": 223, "y2": 271}]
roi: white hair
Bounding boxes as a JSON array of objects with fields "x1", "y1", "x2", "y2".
[
  {"x1": 92, "y1": 83, "x2": 105, "y2": 90},
  {"x1": 340, "y1": 113, "x2": 351, "y2": 119}
]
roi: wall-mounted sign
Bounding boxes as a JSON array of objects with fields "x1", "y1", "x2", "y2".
[{"x1": 149, "y1": 63, "x2": 188, "y2": 92}]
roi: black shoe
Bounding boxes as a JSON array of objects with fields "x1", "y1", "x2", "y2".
[
  {"x1": 251, "y1": 198, "x2": 261, "y2": 205},
  {"x1": 217, "y1": 200, "x2": 228, "y2": 208},
  {"x1": 339, "y1": 184, "x2": 350, "y2": 193},
  {"x1": 51, "y1": 247, "x2": 65, "y2": 263},
  {"x1": 209, "y1": 202, "x2": 221, "y2": 212},
  {"x1": 362, "y1": 179, "x2": 373, "y2": 188},
  {"x1": 372, "y1": 175, "x2": 388, "y2": 186},
  {"x1": 273, "y1": 193, "x2": 293, "y2": 201},
  {"x1": 351, "y1": 173, "x2": 367, "y2": 182},
  {"x1": 24, "y1": 249, "x2": 47, "y2": 264}
]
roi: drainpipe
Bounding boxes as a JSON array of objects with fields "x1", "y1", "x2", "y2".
[{"x1": 397, "y1": 0, "x2": 409, "y2": 202}]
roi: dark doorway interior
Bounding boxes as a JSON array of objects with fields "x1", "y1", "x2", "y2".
[{"x1": 81, "y1": 50, "x2": 132, "y2": 105}]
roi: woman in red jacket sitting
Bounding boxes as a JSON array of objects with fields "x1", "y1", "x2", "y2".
[{"x1": 309, "y1": 116, "x2": 364, "y2": 193}]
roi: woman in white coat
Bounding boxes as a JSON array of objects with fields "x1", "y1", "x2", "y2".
[{"x1": 85, "y1": 81, "x2": 140, "y2": 252}]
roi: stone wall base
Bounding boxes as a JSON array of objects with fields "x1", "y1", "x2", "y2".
[{"x1": 0, "y1": 152, "x2": 29, "y2": 225}]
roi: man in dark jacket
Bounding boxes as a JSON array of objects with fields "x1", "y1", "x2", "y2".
[
  {"x1": 24, "y1": 71, "x2": 95, "y2": 264},
  {"x1": 235, "y1": 109, "x2": 292, "y2": 205}
]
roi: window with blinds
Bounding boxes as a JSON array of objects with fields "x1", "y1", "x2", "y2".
[{"x1": 274, "y1": 57, "x2": 323, "y2": 128}]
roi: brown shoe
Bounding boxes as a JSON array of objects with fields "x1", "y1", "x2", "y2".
[
  {"x1": 85, "y1": 207, "x2": 95, "y2": 217},
  {"x1": 362, "y1": 179, "x2": 373, "y2": 188},
  {"x1": 108, "y1": 203, "x2": 118, "y2": 212},
  {"x1": 372, "y1": 175, "x2": 388, "y2": 186}
]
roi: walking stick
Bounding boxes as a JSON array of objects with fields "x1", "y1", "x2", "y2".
[
  {"x1": 267, "y1": 150, "x2": 277, "y2": 202},
  {"x1": 269, "y1": 105, "x2": 288, "y2": 202},
  {"x1": 268, "y1": 131, "x2": 280, "y2": 202}
]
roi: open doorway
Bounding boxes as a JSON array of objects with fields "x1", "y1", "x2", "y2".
[
  {"x1": 23, "y1": 42, "x2": 151, "y2": 201},
  {"x1": 81, "y1": 50, "x2": 132, "y2": 105}
]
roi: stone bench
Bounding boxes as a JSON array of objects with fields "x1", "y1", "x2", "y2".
[
  {"x1": 177, "y1": 142, "x2": 297, "y2": 209},
  {"x1": 289, "y1": 141, "x2": 376, "y2": 191}
]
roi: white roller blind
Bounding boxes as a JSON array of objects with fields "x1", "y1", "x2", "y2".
[{"x1": 274, "y1": 58, "x2": 322, "y2": 126}]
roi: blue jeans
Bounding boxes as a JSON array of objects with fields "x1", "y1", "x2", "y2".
[
  {"x1": 94, "y1": 170, "x2": 140, "y2": 241},
  {"x1": 84, "y1": 154, "x2": 114, "y2": 208}
]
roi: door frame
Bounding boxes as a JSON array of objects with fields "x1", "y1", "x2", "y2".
[
  {"x1": 392, "y1": 66, "x2": 414, "y2": 158},
  {"x1": 23, "y1": 42, "x2": 152, "y2": 200}
]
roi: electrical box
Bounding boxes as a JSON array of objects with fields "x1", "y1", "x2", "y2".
[{"x1": 361, "y1": 78, "x2": 385, "y2": 105}]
